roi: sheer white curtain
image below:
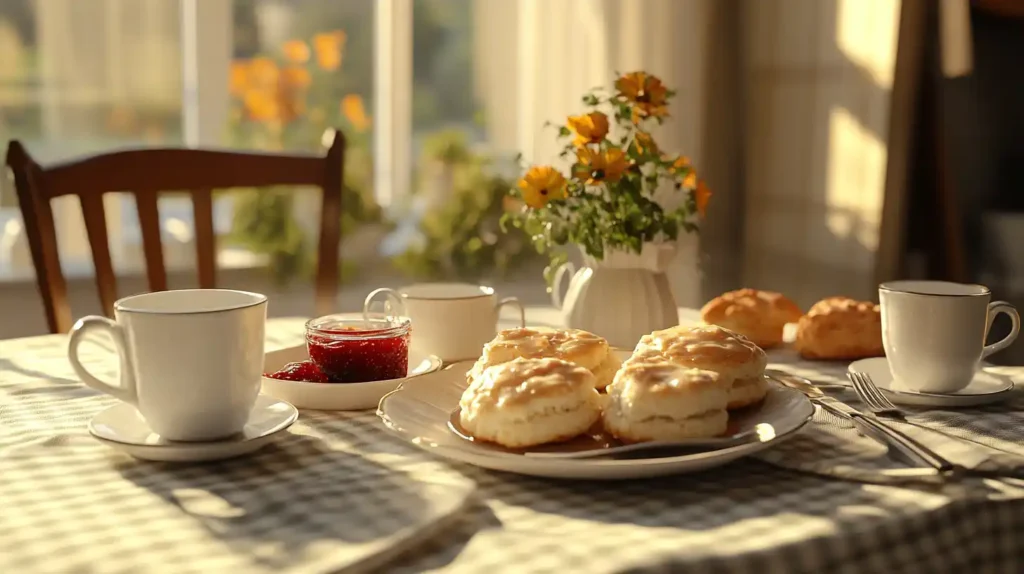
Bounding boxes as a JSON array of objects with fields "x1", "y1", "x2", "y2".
[{"x1": 508, "y1": 0, "x2": 713, "y2": 306}]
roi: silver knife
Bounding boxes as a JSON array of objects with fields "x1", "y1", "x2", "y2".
[{"x1": 768, "y1": 373, "x2": 956, "y2": 474}]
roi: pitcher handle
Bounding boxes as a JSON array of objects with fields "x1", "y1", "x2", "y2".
[
  {"x1": 983, "y1": 301, "x2": 1020, "y2": 358},
  {"x1": 550, "y1": 262, "x2": 576, "y2": 310}
]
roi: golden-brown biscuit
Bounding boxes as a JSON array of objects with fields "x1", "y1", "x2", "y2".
[
  {"x1": 700, "y1": 288, "x2": 803, "y2": 348},
  {"x1": 794, "y1": 297, "x2": 884, "y2": 360},
  {"x1": 628, "y1": 324, "x2": 768, "y2": 409},
  {"x1": 602, "y1": 363, "x2": 729, "y2": 442},
  {"x1": 459, "y1": 357, "x2": 602, "y2": 448},
  {"x1": 468, "y1": 327, "x2": 621, "y2": 389}
]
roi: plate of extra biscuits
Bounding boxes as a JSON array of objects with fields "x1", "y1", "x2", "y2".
[{"x1": 378, "y1": 325, "x2": 814, "y2": 480}]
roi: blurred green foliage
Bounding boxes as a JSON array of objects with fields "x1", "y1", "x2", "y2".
[{"x1": 392, "y1": 130, "x2": 539, "y2": 280}]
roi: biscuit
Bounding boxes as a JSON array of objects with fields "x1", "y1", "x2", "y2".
[
  {"x1": 794, "y1": 296, "x2": 884, "y2": 360},
  {"x1": 629, "y1": 324, "x2": 768, "y2": 409},
  {"x1": 602, "y1": 362, "x2": 729, "y2": 442},
  {"x1": 469, "y1": 327, "x2": 621, "y2": 389},
  {"x1": 458, "y1": 357, "x2": 602, "y2": 448},
  {"x1": 700, "y1": 288, "x2": 802, "y2": 348}
]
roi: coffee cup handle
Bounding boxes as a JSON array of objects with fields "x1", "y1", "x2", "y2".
[
  {"x1": 550, "y1": 262, "x2": 576, "y2": 309},
  {"x1": 983, "y1": 301, "x2": 1020, "y2": 358},
  {"x1": 363, "y1": 288, "x2": 406, "y2": 322},
  {"x1": 497, "y1": 297, "x2": 526, "y2": 328},
  {"x1": 68, "y1": 316, "x2": 137, "y2": 405}
]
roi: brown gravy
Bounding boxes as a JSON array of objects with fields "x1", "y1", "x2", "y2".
[{"x1": 447, "y1": 400, "x2": 765, "y2": 456}]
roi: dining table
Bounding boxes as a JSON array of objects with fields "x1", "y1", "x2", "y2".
[{"x1": 3, "y1": 306, "x2": 1024, "y2": 573}]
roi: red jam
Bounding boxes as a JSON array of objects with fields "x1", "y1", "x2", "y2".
[
  {"x1": 266, "y1": 360, "x2": 329, "y2": 383},
  {"x1": 305, "y1": 315, "x2": 411, "y2": 383}
]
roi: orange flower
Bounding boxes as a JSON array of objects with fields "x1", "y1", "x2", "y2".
[
  {"x1": 341, "y1": 94, "x2": 371, "y2": 132},
  {"x1": 695, "y1": 179, "x2": 712, "y2": 217},
  {"x1": 313, "y1": 31, "x2": 346, "y2": 71},
  {"x1": 669, "y1": 155, "x2": 696, "y2": 188},
  {"x1": 281, "y1": 66, "x2": 312, "y2": 89},
  {"x1": 615, "y1": 71, "x2": 669, "y2": 121},
  {"x1": 282, "y1": 39, "x2": 310, "y2": 64},
  {"x1": 518, "y1": 166, "x2": 567, "y2": 208},
  {"x1": 247, "y1": 57, "x2": 279, "y2": 89},
  {"x1": 567, "y1": 112, "x2": 609, "y2": 146},
  {"x1": 574, "y1": 147, "x2": 630, "y2": 185},
  {"x1": 243, "y1": 90, "x2": 279, "y2": 122},
  {"x1": 229, "y1": 61, "x2": 250, "y2": 96}
]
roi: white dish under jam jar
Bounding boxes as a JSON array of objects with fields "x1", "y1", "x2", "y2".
[{"x1": 261, "y1": 314, "x2": 440, "y2": 411}]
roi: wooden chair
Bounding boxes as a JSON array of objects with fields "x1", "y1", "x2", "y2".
[{"x1": 5, "y1": 130, "x2": 345, "y2": 334}]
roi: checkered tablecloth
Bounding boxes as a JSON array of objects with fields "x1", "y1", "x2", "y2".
[{"x1": 3, "y1": 312, "x2": 1024, "y2": 573}]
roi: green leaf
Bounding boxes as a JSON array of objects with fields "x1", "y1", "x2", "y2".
[{"x1": 558, "y1": 126, "x2": 571, "y2": 138}]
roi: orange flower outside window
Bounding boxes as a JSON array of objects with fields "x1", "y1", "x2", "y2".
[
  {"x1": 243, "y1": 90, "x2": 280, "y2": 122},
  {"x1": 282, "y1": 40, "x2": 310, "y2": 64},
  {"x1": 313, "y1": 31, "x2": 346, "y2": 71},
  {"x1": 281, "y1": 67, "x2": 312, "y2": 89},
  {"x1": 229, "y1": 61, "x2": 250, "y2": 96},
  {"x1": 247, "y1": 57, "x2": 280, "y2": 89},
  {"x1": 341, "y1": 95, "x2": 371, "y2": 132}
]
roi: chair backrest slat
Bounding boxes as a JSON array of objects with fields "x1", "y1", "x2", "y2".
[
  {"x1": 78, "y1": 193, "x2": 118, "y2": 315},
  {"x1": 134, "y1": 191, "x2": 168, "y2": 292},
  {"x1": 191, "y1": 188, "x2": 217, "y2": 289},
  {"x1": 6, "y1": 130, "x2": 347, "y2": 333}
]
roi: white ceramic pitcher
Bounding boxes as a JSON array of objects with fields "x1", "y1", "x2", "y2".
[{"x1": 550, "y1": 243, "x2": 680, "y2": 349}]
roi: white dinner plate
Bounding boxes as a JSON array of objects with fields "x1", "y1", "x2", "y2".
[
  {"x1": 89, "y1": 395, "x2": 298, "y2": 462},
  {"x1": 848, "y1": 357, "x2": 1015, "y2": 408},
  {"x1": 261, "y1": 345, "x2": 443, "y2": 411},
  {"x1": 377, "y1": 362, "x2": 814, "y2": 480}
]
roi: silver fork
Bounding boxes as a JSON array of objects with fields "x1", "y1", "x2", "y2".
[
  {"x1": 845, "y1": 372, "x2": 960, "y2": 474},
  {"x1": 849, "y1": 371, "x2": 902, "y2": 416},
  {"x1": 850, "y1": 370, "x2": 1023, "y2": 458}
]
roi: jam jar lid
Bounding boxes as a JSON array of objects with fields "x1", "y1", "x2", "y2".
[{"x1": 305, "y1": 313, "x2": 411, "y2": 340}]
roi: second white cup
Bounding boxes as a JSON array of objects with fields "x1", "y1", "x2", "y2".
[
  {"x1": 880, "y1": 280, "x2": 1020, "y2": 393},
  {"x1": 364, "y1": 283, "x2": 525, "y2": 362}
]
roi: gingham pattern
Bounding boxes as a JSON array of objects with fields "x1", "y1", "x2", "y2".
[{"x1": 3, "y1": 314, "x2": 1024, "y2": 573}]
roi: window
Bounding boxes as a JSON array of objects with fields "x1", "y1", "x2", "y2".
[
  {"x1": 0, "y1": 0, "x2": 184, "y2": 277},
  {"x1": 0, "y1": 0, "x2": 557, "y2": 288}
]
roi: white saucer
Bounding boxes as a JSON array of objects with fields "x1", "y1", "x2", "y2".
[
  {"x1": 89, "y1": 395, "x2": 298, "y2": 462},
  {"x1": 261, "y1": 345, "x2": 443, "y2": 411},
  {"x1": 848, "y1": 357, "x2": 1015, "y2": 408}
]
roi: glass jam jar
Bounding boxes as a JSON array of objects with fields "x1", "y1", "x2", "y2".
[{"x1": 305, "y1": 314, "x2": 411, "y2": 383}]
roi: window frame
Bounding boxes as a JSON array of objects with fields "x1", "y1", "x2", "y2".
[{"x1": 1, "y1": 0, "x2": 423, "y2": 278}]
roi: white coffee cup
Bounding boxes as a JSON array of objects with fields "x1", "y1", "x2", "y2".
[
  {"x1": 363, "y1": 283, "x2": 525, "y2": 362},
  {"x1": 879, "y1": 280, "x2": 1020, "y2": 393},
  {"x1": 68, "y1": 289, "x2": 268, "y2": 441}
]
